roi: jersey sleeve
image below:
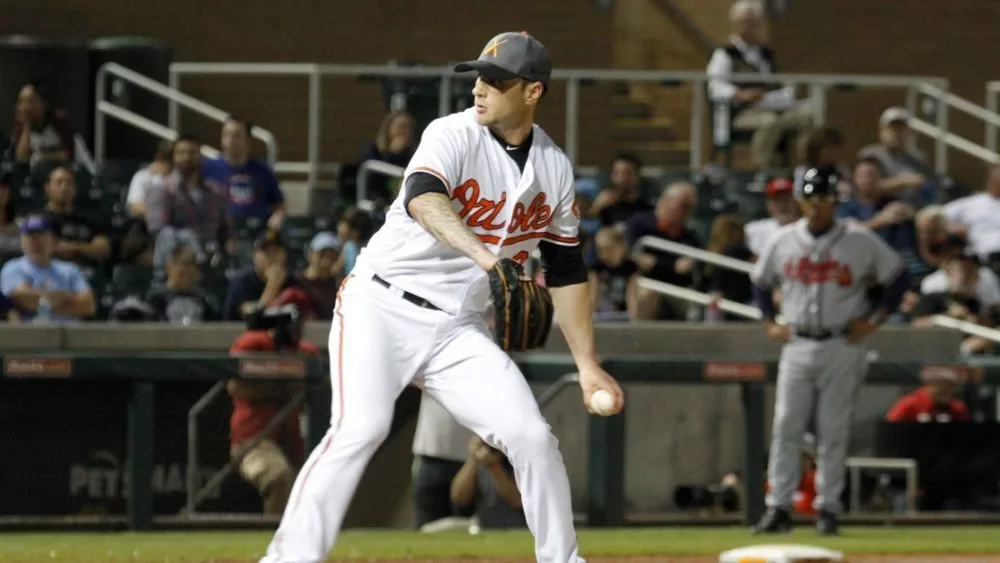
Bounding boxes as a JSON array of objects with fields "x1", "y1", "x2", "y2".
[
  {"x1": 402, "y1": 118, "x2": 464, "y2": 194},
  {"x1": 750, "y1": 235, "x2": 780, "y2": 288},
  {"x1": 543, "y1": 165, "x2": 581, "y2": 246},
  {"x1": 865, "y1": 230, "x2": 905, "y2": 284}
]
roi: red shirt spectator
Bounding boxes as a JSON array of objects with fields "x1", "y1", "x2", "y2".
[
  {"x1": 228, "y1": 330, "x2": 318, "y2": 465},
  {"x1": 886, "y1": 386, "x2": 970, "y2": 423}
]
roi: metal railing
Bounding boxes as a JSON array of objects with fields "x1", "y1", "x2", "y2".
[
  {"x1": 635, "y1": 236, "x2": 1000, "y2": 344},
  {"x1": 94, "y1": 62, "x2": 278, "y2": 169},
  {"x1": 169, "y1": 62, "x2": 950, "y2": 177},
  {"x1": 984, "y1": 81, "x2": 1000, "y2": 155},
  {"x1": 903, "y1": 83, "x2": 1000, "y2": 167},
  {"x1": 97, "y1": 101, "x2": 222, "y2": 161}
]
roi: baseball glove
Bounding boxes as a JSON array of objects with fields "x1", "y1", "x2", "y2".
[{"x1": 488, "y1": 258, "x2": 555, "y2": 352}]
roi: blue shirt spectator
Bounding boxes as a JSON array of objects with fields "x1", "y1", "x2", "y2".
[
  {"x1": 838, "y1": 158, "x2": 929, "y2": 280},
  {"x1": 0, "y1": 214, "x2": 94, "y2": 322},
  {"x1": 203, "y1": 118, "x2": 286, "y2": 227}
]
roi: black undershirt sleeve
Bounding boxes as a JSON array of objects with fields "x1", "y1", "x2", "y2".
[
  {"x1": 403, "y1": 172, "x2": 449, "y2": 218},
  {"x1": 538, "y1": 240, "x2": 588, "y2": 288}
]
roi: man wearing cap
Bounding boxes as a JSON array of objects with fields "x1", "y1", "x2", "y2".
[
  {"x1": 744, "y1": 176, "x2": 798, "y2": 258},
  {"x1": 224, "y1": 229, "x2": 298, "y2": 321},
  {"x1": 291, "y1": 232, "x2": 341, "y2": 321},
  {"x1": 858, "y1": 107, "x2": 935, "y2": 205},
  {"x1": 886, "y1": 371, "x2": 971, "y2": 423},
  {"x1": 257, "y1": 31, "x2": 623, "y2": 563},
  {"x1": 0, "y1": 214, "x2": 95, "y2": 322}
]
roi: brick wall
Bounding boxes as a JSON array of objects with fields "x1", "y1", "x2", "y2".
[
  {"x1": 1, "y1": 0, "x2": 614, "y2": 166},
  {"x1": 770, "y1": 0, "x2": 1000, "y2": 186}
]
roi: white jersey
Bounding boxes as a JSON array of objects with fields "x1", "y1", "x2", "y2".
[
  {"x1": 751, "y1": 219, "x2": 904, "y2": 329},
  {"x1": 357, "y1": 109, "x2": 579, "y2": 316},
  {"x1": 920, "y1": 267, "x2": 1000, "y2": 307},
  {"x1": 942, "y1": 192, "x2": 1000, "y2": 259},
  {"x1": 744, "y1": 217, "x2": 783, "y2": 257}
]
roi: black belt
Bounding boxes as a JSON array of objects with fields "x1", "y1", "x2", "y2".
[
  {"x1": 372, "y1": 274, "x2": 442, "y2": 311},
  {"x1": 794, "y1": 327, "x2": 846, "y2": 341}
]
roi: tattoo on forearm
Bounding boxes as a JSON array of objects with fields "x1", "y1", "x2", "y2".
[{"x1": 410, "y1": 193, "x2": 491, "y2": 261}]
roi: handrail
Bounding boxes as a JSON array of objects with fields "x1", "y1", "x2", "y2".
[
  {"x1": 908, "y1": 118, "x2": 1000, "y2": 164},
  {"x1": 171, "y1": 61, "x2": 950, "y2": 179},
  {"x1": 984, "y1": 80, "x2": 1000, "y2": 154},
  {"x1": 97, "y1": 101, "x2": 221, "y2": 161},
  {"x1": 94, "y1": 62, "x2": 278, "y2": 167},
  {"x1": 357, "y1": 160, "x2": 406, "y2": 205},
  {"x1": 634, "y1": 235, "x2": 1000, "y2": 343},
  {"x1": 919, "y1": 83, "x2": 1000, "y2": 128}
]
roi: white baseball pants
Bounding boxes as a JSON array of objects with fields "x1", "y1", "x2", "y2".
[{"x1": 259, "y1": 270, "x2": 584, "y2": 563}]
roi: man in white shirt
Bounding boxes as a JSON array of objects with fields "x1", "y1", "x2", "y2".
[
  {"x1": 125, "y1": 140, "x2": 173, "y2": 218},
  {"x1": 943, "y1": 164, "x2": 1000, "y2": 264},
  {"x1": 706, "y1": 1, "x2": 815, "y2": 170}
]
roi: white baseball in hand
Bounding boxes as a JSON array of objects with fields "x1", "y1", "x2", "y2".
[{"x1": 589, "y1": 389, "x2": 616, "y2": 416}]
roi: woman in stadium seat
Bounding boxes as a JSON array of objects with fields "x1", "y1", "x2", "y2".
[
  {"x1": 359, "y1": 110, "x2": 417, "y2": 205},
  {"x1": 8, "y1": 80, "x2": 75, "y2": 168}
]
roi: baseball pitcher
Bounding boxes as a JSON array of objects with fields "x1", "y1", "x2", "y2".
[
  {"x1": 749, "y1": 166, "x2": 909, "y2": 535},
  {"x1": 257, "y1": 32, "x2": 624, "y2": 563}
]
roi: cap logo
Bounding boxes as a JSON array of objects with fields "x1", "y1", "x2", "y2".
[{"x1": 483, "y1": 38, "x2": 508, "y2": 58}]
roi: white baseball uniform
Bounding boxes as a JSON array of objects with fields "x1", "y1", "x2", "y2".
[
  {"x1": 751, "y1": 218, "x2": 904, "y2": 514},
  {"x1": 259, "y1": 108, "x2": 584, "y2": 563}
]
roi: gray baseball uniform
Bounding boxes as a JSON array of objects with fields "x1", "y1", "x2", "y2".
[{"x1": 751, "y1": 218, "x2": 905, "y2": 514}]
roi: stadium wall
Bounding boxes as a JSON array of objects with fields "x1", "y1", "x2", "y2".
[
  {"x1": 1, "y1": 324, "x2": 964, "y2": 518},
  {"x1": 0, "y1": 0, "x2": 615, "y2": 167}
]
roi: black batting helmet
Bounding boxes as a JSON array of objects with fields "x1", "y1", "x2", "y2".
[{"x1": 797, "y1": 166, "x2": 839, "y2": 200}]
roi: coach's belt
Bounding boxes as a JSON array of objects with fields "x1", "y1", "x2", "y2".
[
  {"x1": 793, "y1": 327, "x2": 846, "y2": 341},
  {"x1": 371, "y1": 274, "x2": 442, "y2": 312}
]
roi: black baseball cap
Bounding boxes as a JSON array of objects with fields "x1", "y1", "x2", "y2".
[
  {"x1": 254, "y1": 228, "x2": 286, "y2": 251},
  {"x1": 796, "y1": 166, "x2": 839, "y2": 200},
  {"x1": 454, "y1": 31, "x2": 552, "y2": 85}
]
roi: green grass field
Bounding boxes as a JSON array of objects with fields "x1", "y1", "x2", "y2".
[{"x1": 1, "y1": 526, "x2": 999, "y2": 562}]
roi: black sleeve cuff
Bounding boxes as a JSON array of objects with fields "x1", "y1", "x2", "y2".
[
  {"x1": 538, "y1": 240, "x2": 588, "y2": 287},
  {"x1": 403, "y1": 172, "x2": 449, "y2": 218}
]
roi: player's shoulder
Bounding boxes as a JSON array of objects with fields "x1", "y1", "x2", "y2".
[
  {"x1": 423, "y1": 109, "x2": 479, "y2": 137},
  {"x1": 530, "y1": 124, "x2": 574, "y2": 183}
]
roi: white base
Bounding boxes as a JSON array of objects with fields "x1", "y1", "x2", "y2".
[{"x1": 720, "y1": 544, "x2": 844, "y2": 563}]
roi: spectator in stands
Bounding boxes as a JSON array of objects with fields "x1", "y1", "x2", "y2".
[
  {"x1": 838, "y1": 158, "x2": 924, "y2": 279},
  {"x1": 335, "y1": 208, "x2": 373, "y2": 277},
  {"x1": 573, "y1": 176, "x2": 602, "y2": 244},
  {"x1": 587, "y1": 153, "x2": 652, "y2": 226},
  {"x1": 147, "y1": 135, "x2": 234, "y2": 272},
  {"x1": 292, "y1": 231, "x2": 341, "y2": 321},
  {"x1": 588, "y1": 226, "x2": 638, "y2": 321},
  {"x1": 705, "y1": 214, "x2": 753, "y2": 321},
  {"x1": 224, "y1": 228, "x2": 297, "y2": 321},
  {"x1": 942, "y1": 163, "x2": 1000, "y2": 266},
  {"x1": 885, "y1": 372, "x2": 971, "y2": 423},
  {"x1": 451, "y1": 436, "x2": 526, "y2": 530},
  {"x1": 858, "y1": 107, "x2": 935, "y2": 206},
  {"x1": 744, "y1": 176, "x2": 798, "y2": 258},
  {"x1": 0, "y1": 290, "x2": 18, "y2": 322},
  {"x1": 204, "y1": 117, "x2": 285, "y2": 230},
  {"x1": 911, "y1": 245, "x2": 999, "y2": 355},
  {"x1": 228, "y1": 287, "x2": 318, "y2": 515},
  {"x1": 793, "y1": 128, "x2": 852, "y2": 202},
  {"x1": 914, "y1": 205, "x2": 953, "y2": 272},
  {"x1": 360, "y1": 110, "x2": 417, "y2": 204},
  {"x1": 627, "y1": 181, "x2": 701, "y2": 320},
  {"x1": 144, "y1": 245, "x2": 217, "y2": 323},
  {"x1": 125, "y1": 139, "x2": 173, "y2": 218},
  {"x1": 918, "y1": 239, "x2": 1000, "y2": 310},
  {"x1": 0, "y1": 214, "x2": 95, "y2": 322},
  {"x1": 8, "y1": 80, "x2": 75, "y2": 168},
  {"x1": 42, "y1": 166, "x2": 111, "y2": 265},
  {"x1": 706, "y1": 1, "x2": 815, "y2": 171},
  {"x1": 0, "y1": 172, "x2": 20, "y2": 262}
]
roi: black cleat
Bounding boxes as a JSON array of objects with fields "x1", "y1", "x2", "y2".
[
  {"x1": 751, "y1": 507, "x2": 793, "y2": 535},
  {"x1": 816, "y1": 509, "x2": 839, "y2": 536}
]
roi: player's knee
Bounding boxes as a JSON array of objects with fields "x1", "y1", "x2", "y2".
[
  {"x1": 353, "y1": 415, "x2": 393, "y2": 447},
  {"x1": 505, "y1": 418, "x2": 557, "y2": 457}
]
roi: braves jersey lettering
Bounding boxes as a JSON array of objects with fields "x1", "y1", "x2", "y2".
[
  {"x1": 782, "y1": 258, "x2": 853, "y2": 287},
  {"x1": 358, "y1": 108, "x2": 578, "y2": 315}
]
